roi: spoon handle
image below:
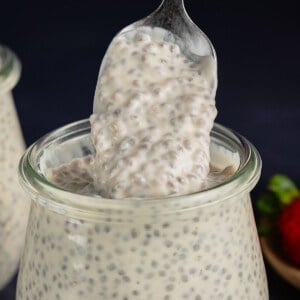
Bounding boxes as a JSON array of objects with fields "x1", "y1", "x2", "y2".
[
  {"x1": 145, "y1": 0, "x2": 188, "y2": 30},
  {"x1": 160, "y1": 0, "x2": 185, "y2": 13}
]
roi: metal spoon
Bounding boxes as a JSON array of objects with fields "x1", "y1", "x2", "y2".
[
  {"x1": 94, "y1": 0, "x2": 216, "y2": 112},
  {"x1": 121, "y1": 0, "x2": 216, "y2": 58}
]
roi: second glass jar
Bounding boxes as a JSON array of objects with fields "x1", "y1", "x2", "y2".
[{"x1": 0, "y1": 45, "x2": 29, "y2": 290}]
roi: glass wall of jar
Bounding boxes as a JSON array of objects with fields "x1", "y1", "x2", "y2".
[
  {"x1": 0, "y1": 45, "x2": 29, "y2": 289},
  {"x1": 17, "y1": 119, "x2": 268, "y2": 300}
]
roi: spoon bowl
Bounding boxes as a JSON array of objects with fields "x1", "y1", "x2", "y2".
[{"x1": 121, "y1": 0, "x2": 216, "y2": 58}]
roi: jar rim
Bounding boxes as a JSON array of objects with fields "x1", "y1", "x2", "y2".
[
  {"x1": 19, "y1": 119, "x2": 262, "y2": 219},
  {"x1": 0, "y1": 45, "x2": 21, "y2": 93}
]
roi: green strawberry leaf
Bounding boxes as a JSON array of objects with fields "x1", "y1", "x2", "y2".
[
  {"x1": 256, "y1": 192, "x2": 280, "y2": 216},
  {"x1": 268, "y1": 174, "x2": 299, "y2": 205}
]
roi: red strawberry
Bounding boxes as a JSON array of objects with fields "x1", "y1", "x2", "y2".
[{"x1": 278, "y1": 197, "x2": 300, "y2": 267}]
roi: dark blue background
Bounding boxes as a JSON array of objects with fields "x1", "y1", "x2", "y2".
[{"x1": 0, "y1": 0, "x2": 299, "y2": 299}]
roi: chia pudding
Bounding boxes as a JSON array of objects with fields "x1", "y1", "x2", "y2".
[
  {"x1": 16, "y1": 17, "x2": 268, "y2": 300},
  {"x1": 17, "y1": 121, "x2": 268, "y2": 300},
  {"x1": 67, "y1": 27, "x2": 215, "y2": 199},
  {"x1": 0, "y1": 45, "x2": 29, "y2": 289}
]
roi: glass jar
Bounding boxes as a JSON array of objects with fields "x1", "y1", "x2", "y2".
[
  {"x1": 0, "y1": 45, "x2": 29, "y2": 289},
  {"x1": 17, "y1": 119, "x2": 268, "y2": 300}
]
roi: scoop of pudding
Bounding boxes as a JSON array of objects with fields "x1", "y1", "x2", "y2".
[{"x1": 89, "y1": 28, "x2": 217, "y2": 198}]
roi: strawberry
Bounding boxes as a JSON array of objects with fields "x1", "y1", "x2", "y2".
[
  {"x1": 257, "y1": 174, "x2": 300, "y2": 267},
  {"x1": 278, "y1": 197, "x2": 300, "y2": 267}
]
